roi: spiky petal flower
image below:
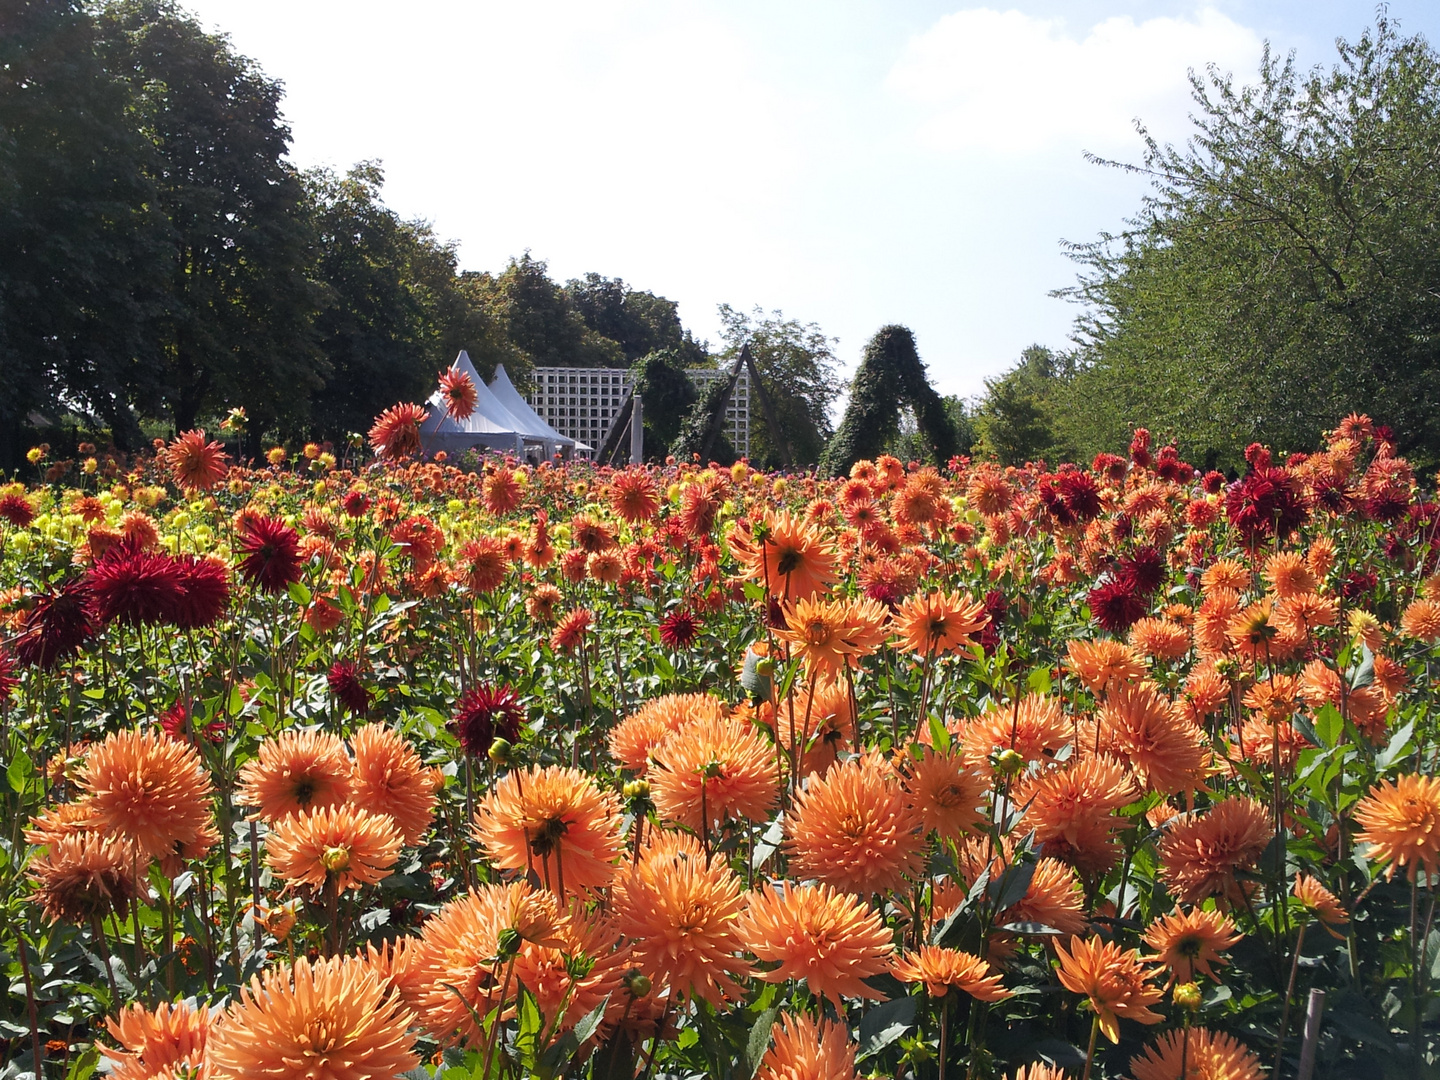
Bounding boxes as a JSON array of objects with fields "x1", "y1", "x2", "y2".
[
  {"x1": 892, "y1": 589, "x2": 990, "y2": 656},
  {"x1": 1054, "y1": 934, "x2": 1164, "y2": 1043},
  {"x1": 649, "y1": 715, "x2": 780, "y2": 831},
  {"x1": 608, "y1": 468, "x2": 662, "y2": 523},
  {"x1": 609, "y1": 693, "x2": 729, "y2": 775},
  {"x1": 172, "y1": 555, "x2": 230, "y2": 629},
  {"x1": 234, "y1": 515, "x2": 303, "y2": 594},
  {"x1": 368, "y1": 402, "x2": 428, "y2": 460},
  {"x1": 86, "y1": 540, "x2": 186, "y2": 627},
  {"x1": 350, "y1": 723, "x2": 438, "y2": 846},
  {"x1": 266, "y1": 804, "x2": 402, "y2": 893},
  {"x1": 1129, "y1": 1028, "x2": 1265, "y2": 1080},
  {"x1": 1141, "y1": 908, "x2": 1242, "y2": 985},
  {"x1": 438, "y1": 367, "x2": 479, "y2": 421},
  {"x1": 327, "y1": 659, "x2": 370, "y2": 716},
  {"x1": 451, "y1": 683, "x2": 525, "y2": 759},
  {"x1": 81, "y1": 727, "x2": 216, "y2": 861},
  {"x1": 1158, "y1": 797, "x2": 1273, "y2": 904},
  {"x1": 105, "y1": 1000, "x2": 211, "y2": 1080},
  {"x1": 755, "y1": 1012, "x2": 858, "y2": 1080},
  {"x1": 473, "y1": 765, "x2": 623, "y2": 894},
  {"x1": 207, "y1": 955, "x2": 417, "y2": 1080},
  {"x1": 729, "y1": 510, "x2": 838, "y2": 602},
  {"x1": 739, "y1": 882, "x2": 892, "y2": 1007},
  {"x1": 15, "y1": 578, "x2": 98, "y2": 670},
  {"x1": 1353, "y1": 774, "x2": 1440, "y2": 880},
  {"x1": 166, "y1": 429, "x2": 229, "y2": 493},
  {"x1": 612, "y1": 831, "x2": 750, "y2": 1005},
  {"x1": 237, "y1": 730, "x2": 354, "y2": 824},
  {"x1": 785, "y1": 753, "x2": 925, "y2": 896},
  {"x1": 0, "y1": 492, "x2": 35, "y2": 528},
  {"x1": 29, "y1": 832, "x2": 140, "y2": 924},
  {"x1": 892, "y1": 945, "x2": 1011, "y2": 1000}
]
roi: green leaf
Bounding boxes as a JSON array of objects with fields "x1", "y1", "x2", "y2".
[
  {"x1": 1313, "y1": 703, "x2": 1344, "y2": 749},
  {"x1": 745, "y1": 1006, "x2": 780, "y2": 1079},
  {"x1": 1377, "y1": 720, "x2": 1416, "y2": 771},
  {"x1": 927, "y1": 713, "x2": 951, "y2": 754},
  {"x1": 1348, "y1": 644, "x2": 1374, "y2": 691},
  {"x1": 7, "y1": 751, "x2": 32, "y2": 794},
  {"x1": 287, "y1": 580, "x2": 312, "y2": 606},
  {"x1": 857, "y1": 995, "x2": 916, "y2": 1061}
]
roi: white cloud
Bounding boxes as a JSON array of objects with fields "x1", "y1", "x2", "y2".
[{"x1": 886, "y1": 7, "x2": 1263, "y2": 155}]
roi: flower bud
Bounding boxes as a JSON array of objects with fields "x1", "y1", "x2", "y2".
[
  {"x1": 623, "y1": 969, "x2": 652, "y2": 999},
  {"x1": 992, "y1": 748, "x2": 1025, "y2": 777},
  {"x1": 489, "y1": 738, "x2": 513, "y2": 767},
  {"x1": 321, "y1": 846, "x2": 351, "y2": 873},
  {"x1": 496, "y1": 927, "x2": 522, "y2": 960},
  {"x1": 1173, "y1": 981, "x2": 1203, "y2": 1011},
  {"x1": 623, "y1": 779, "x2": 650, "y2": 801}
]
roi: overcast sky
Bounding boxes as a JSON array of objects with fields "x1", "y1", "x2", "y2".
[{"x1": 179, "y1": 1, "x2": 1437, "y2": 398}]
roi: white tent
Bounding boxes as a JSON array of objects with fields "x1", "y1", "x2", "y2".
[
  {"x1": 420, "y1": 352, "x2": 535, "y2": 458},
  {"x1": 488, "y1": 363, "x2": 592, "y2": 457}
]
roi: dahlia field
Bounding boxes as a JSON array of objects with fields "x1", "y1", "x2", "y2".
[{"x1": 3, "y1": 417, "x2": 1440, "y2": 1080}]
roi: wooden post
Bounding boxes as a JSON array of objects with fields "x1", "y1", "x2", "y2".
[
  {"x1": 630, "y1": 395, "x2": 643, "y2": 464},
  {"x1": 1296, "y1": 988, "x2": 1325, "y2": 1080}
]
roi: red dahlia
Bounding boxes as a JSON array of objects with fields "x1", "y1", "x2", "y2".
[
  {"x1": 438, "y1": 368, "x2": 478, "y2": 421},
  {"x1": 235, "y1": 516, "x2": 303, "y2": 594},
  {"x1": 172, "y1": 555, "x2": 230, "y2": 629},
  {"x1": 86, "y1": 540, "x2": 186, "y2": 627},
  {"x1": 0, "y1": 646, "x2": 17, "y2": 700},
  {"x1": 1225, "y1": 466, "x2": 1306, "y2": 545},
  {"x1": 658, "y1": 608, "x2": 701, "y2": 649},
  {"x1": 0, "y1": 493, "x2": 35, "y2": 529},
  {"x1": 368, "y1": 402, "x2": 428, "y2": 460},
  {"x1": 165, "y1": 429, "x2": 229, "y2": 493},
  {"x1": 450, "y1": 683, "x2": 524, "y2": 758},
  {"x1": 327, "y1": 660, "x2": 371, "y2": 716},
  {"x1": 1088, "y1": 578, "x2": 1146, "y2": 634},
  {"x1": 15, "y1": 579, "x2": 98, "y2": 670},
  {"x1": 1057, "y1": 470, "x2": 1102, "y2": 521}
]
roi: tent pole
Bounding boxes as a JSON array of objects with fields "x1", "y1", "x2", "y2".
[{"x1": 630, "y1": 395, "x2": 644, "y2": 465}]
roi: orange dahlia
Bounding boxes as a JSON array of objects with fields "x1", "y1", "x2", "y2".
[
  {"x1": 80, "y1": 727, "x2": 215, "y2": 861},
  {"x1": 367, "y1": 402, "x2": 428, "y2": 460},
  {"x1": 1353, "y1": 774, "x2": 1440, "y2": 879},
  {"x1": 1401, "y1": 598, "x2": 1440, "y2": 643},
  {"x1": 349, "y1": 723, "x2": 439, "y2": 846},
  {"x1": 775, "y1": 595, "x2": 890, "y2": 679},
  {"x1": 729, "y1": 510, "x2": 838, "y2": 602},
  {"x1": 550, "y1": 607, "x2": 593, "y2": 652},
  {"x1": 1015, "y1": 756, "x2": 1136, "y2": 877},
  {"x1": 960, "y1": 694, "x2": 1071, "y2": 772},
  {"x1": 29, "y1": 832, "x2": 139, "y2": 924},
  {"x1": 893, "y1": 945, "x2": 1010, "y2": 1000},
  {"x1": 649, "y1": 714, "x2": 779, "y2": 831},
  {"x1": 266, "y1": 804, "x2": 401, "y2": 893},
  {"x1": 1293, "y1": 873, "x2": 1348, "y2": 936},
  {"x1": 165, "y1": 429, "x2": 228, "y2": 494},
  {"x1": 1141, "y1": 907, "x2": 1242, "y2": 985},
  {"x1": 1158, "y1": 797, "x2": 1273, "y2": 904},
  {"x1": 755, "y1": 1012, "x2": 858, "y2": 1080},
  {"x1": 438, "y1": 367, "x2": 478, "y2": 421},
  {"x1": 207, "y1": 955, "x2": 417, "y2": 1080},
  {"x1": 1065, "y1": 638, "x2": 1146, "y2": 697},
  {"x1": 1000, "y1": 856, "x2": 1088, "y2": 936},
  {"x1": 1129, "y1": 1027, "x2": 1264, "y2": 1080},
  {"x1": 785, "y1": 753, "x2": 925, "y2": 896},
  {"x1": 903, "y1": 747, "x2": 989, "y2": 841},
  {"x1": 1263, "y1": 551, "x2": 1317, "y2": 599},
  {"x1": 236, "y1": 729, "x2": 353, "y2": 824},
  {"x1": 739, "y1": 882, "x2": 893, "y2": 1007},
  {"x1": 1054, "y1": 934, "x2": 1164, "y2": 1043},
  {"x1": 609, "y1": 692, "x2": 729, "y2": 775},
  {"x1": 106, "y1": 999, "x2": 211, "y2": 1080},
  {"x1": 1090, "y1": 681, "x2": 1208, "y2": 796},
  {"x1": 510, "y1": 905, "x2": 629, "y2": 1032},
  {"x1": 612, "y1": 831, "x2": 750, "y2": 1005},
  {"x1": 482, "y1": 467, "x2": 524, "y2": 515},
  {"x1": 609, "y1": 468, "x2": 661, "y2": 523},
  {"x1": 1009, "y1": 1065, "x2": 1070, "y2": 1080},
  {"x1": 892, "y1": 588, "x2": 989, "y2": 656},
  {"x1": 473, "y1": 764, "x2": 622, "y2": 894}
]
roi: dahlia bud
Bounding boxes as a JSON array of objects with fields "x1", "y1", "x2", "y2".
[
  {"x1": 991, "y1": 748, "x2": 1025, "y2": 777},
  {"x1": 623, "y1": 969, "x2": 652, "y2": 999},
  {"x1": 321, "y1": 846, "x2": 351, "y2": 873},
  {"x1": 496, "y1": 927, "x2": 523, "y2": 960},
  {"x1": 754, "y1": 657, "x2": 775, "y2": 677},
  {"x1": 488, "y1": 738, "x2": 513, "y2": 767},
  {"x1": 623, "y1": 779, "x2": 650, "y2": 802},
  {"x1": 1173, "y1": 981, "x2": 1203, "y2": 1011}
]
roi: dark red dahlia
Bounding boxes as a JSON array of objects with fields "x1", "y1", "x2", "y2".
[
  {"x1": 86, "y1": 539, "x2": 185, "y2": 627},
  {"x1": 0, "y1": 493, "x2": 34, "y2": 529},
  {"x1": 658, "y1": 608, "x2": 701, "y2": 649},
  {"x1": 1309, "y1": 477, "x2": 1351, "y2": 513},
  {"x1": 235, "y1": 515, "x2": 302, "y2": 594},
  {"x1": 1057, "y1": 470, "x2": 1102, "y2": 522},
  {"x1": 1088, "y1": 578, "x2": 1145, "y2": 634},
  {"x1": 1129, "y1": 428, "x2": 1152, "y2": 468},
  {"x1": 327, "y1": 660, "x2": 371, "y2": 716},
  {"x1": 1225, "y1": 467, "x2": 1307, "y2": 545},
  {"x1": 1117, "y1": 545, "x2": 1165, "y2": 596},
  {"x1": 1342, "y1": 569, "x2": 1378, "y2": 600},
  {"x1": 342, "y1": 489, "x2": 372, "y2": 518},
  {"x1": 1286, "y1": 452, "x2": 1309, "y2": 468},
  {"x1": 172, "y1": 556, "x2": 230, "y2": 629},
  {"x1": 1092, "y1": 453, "x2": 1127, "y2": 483},
  {"x1": 160, "y1": 699, "x2": 226, "y2": 744},
  {"x1": 15, "y1": 579, "x2": 98, "y2": 669},
  {"x1": 1364, "y1": 489, "x2": 1409, "y2": 523},
  {"x1": 0, "y1": 646, "x2": 17, "y2": 701},
  {"x1": 1200, "y1": 470, "x2": 1226, "y2": 495},
  {"x1": 1243, "y1": 443, "x2": 1272, "y2": 470},
  {"x1": 978, "y1": 589, "x2": 1008, "y2": 655},
  {"x1": 450, "y1": 683, "x2": 524, "y2": 758},
  {"x1": 1153, "y1": 445, "x2": 1193, "y2": 482}
]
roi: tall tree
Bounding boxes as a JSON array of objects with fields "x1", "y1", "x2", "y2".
[
  {"x1": 717, "y1": 305, "x2": 843, "y2": 469},
  {"x1": 99, "y1": 0, "x2": 320, "y2": 435},
  {"x1": 629, "y1": 349, "x2": 698, "y2": 460},
  {"x1": 0, "y1": 0, "x2": 170, "y2": 454},
  {"x1": 565, "y1": 273, "x2": 707, "y2": 365},
  {"x1": 1060, "y1": 18, "x2": 1440, "y2": 466},
  {"x1": 975, "y1": 345, "x2": 1074, "y2": 465},
  {"x1": 480, "y1": 255, "x2": 621, "y2": 369}
]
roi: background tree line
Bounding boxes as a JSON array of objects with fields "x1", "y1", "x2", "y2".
[{"x1": 0, "y1": 0, "x2": 848, "y2": 469}]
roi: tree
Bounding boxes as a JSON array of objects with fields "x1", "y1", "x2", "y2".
[
  {"x1": 975, "y1": 345, "x2": 1074, "y2": 465},
  {"x1": 0, "y1": 0, "x2": 171, "y2": 454},
  {"x1": 480, "y1": 255, "x2": 621, "y2": 369},
  {"x1": 99, "y1": 0, "x2": 321, "y2": 436},
  {"x1": 629, "y1": 349, "x2": 697, "y2": 460},
  {"x1": 1059, "y1": 18, "x2": 1440, "y2": 466},
  {"x1": 818, "y1": 325, "x2": 955, "y2": 476},
  {"x1": 717, "y1": 305, "x2": 843, "y2": 469},
  {"x1": 565, "y1": 273, "x2": 707, "y2": 365}
]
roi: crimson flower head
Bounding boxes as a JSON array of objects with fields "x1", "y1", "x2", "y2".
[
  {"x1": 1243, "y1": 442, "x2": 1271, "y2": 470},
  {"x1": 450, "y1": 683, "x2": 524, "y2": 758},
  {"x1": 15, "y1": 579, "x2": 98, "y2": 670},
  {"x1": 1225, "y1": 467, "x2": 1306, "y2": 545},
  {"x1": 0, "y1": 646, "x2": 17, "y2": 701},
  {"x1": 86, "y1": 540, "x2": 185, "y2": 627},
  {"x1": 235, "y1": 515, "x2": 302, "y2": 594},
  {"x1": 1088, "y1": 578, "x2": 1145, "y2": 634},
  {"x1": 160, "y1": 700, "x2": 227, "y2": 744},
  {"x1": 327, "y1": 660, "x2": 370, "y2": 716},
  {"x1": 438, "y1": 368, "x2": 478, "y2": 421},
  {"x1": 172, "y1": 555, "x2": 230, "y2": 629},
  {"x1": 368, "y1": 402, "x2": 428, "y2": 460},
  {"x1": 341, "y1": 489, "x2": 371, "y2": 518},
  {"x1": 1057, "y1": 470, "x2": 1102, "y2": 521},
  {"x1": 1201, "y1": 470, "x2": 1226, "y2": 495},
  {"x1": 0, "y1": 493, "x2": 35, "y2": 529},
  {"x1": 1117, "y1": 546, "x2": 1164, "y2": 596},
  {"x1": 1129, "y1": 428, "x2": 1152, "y2": 468},
  {"x1": 1092, "y1": 453, "x2": 1127, "y2": 482},
  {"x1": 658, "y1": 608, "x2": 701, "y2": 649}
]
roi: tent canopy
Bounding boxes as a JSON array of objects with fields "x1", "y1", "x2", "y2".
[
  {"x1": 489, "y1": 364, "x2": 592, "y2": 455},
  {"x1": 420, "y1": 352, "x2": 586, "y2": 460}
]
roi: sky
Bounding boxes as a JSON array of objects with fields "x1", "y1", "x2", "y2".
[{"x1": 179, "y1": 0, "x2": 1438, "y2": 399}]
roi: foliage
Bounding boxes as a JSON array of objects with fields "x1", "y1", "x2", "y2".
[
  {"x1": 1059, "y1": 17, "x2": 1440, "y2": 468},
  {"x1": 819, "y1": 325, "x2": 956, "y2": 476},
  {"x1": 565, "y1": 273, "x2": 708, "y2": 366},
  {"x1": 671, "y1": 370, "x2": 740, "y2": 466},
  {"x1": 628, "y1": 349, "x2": 698, "y2": 459},
  {"x1": 717, "y1": 305, "x2": 844, "y2": 470},
  {"x1": 975, "y1": 346, "x2": 1076, "y2": 466}
]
